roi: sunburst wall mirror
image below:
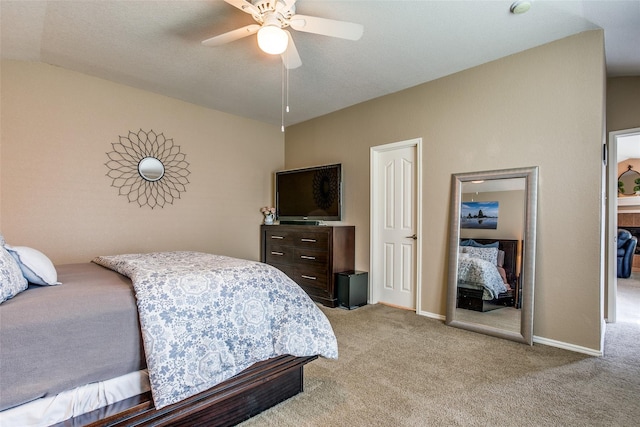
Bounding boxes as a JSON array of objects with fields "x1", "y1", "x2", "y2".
[{"x1": 105, "y1": 129, "x2": 190, "y2": 208}]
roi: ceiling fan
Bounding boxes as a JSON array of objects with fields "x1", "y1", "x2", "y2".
[{"x1": 201, "y1": 0, "x2": 364, "y2": 69}]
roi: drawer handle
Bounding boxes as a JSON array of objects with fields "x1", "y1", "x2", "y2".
[
  {"x1": 301, "y1": 275, "x2": 317, "y2": 280},
  {"x1": 270, "y1": 236, "x2": 284, "y2": 239},
  {"x1": 271, "y1": 251, "x2": 284, "y2": 256},
  {"x1": 300, "y1": 238, "x2": 317, "y2": 243},
  {"x1": 300, "y1": 255, "x2": 316, "y2": 260}
]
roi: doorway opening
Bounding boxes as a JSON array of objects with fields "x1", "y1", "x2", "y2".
[{"x1": 607, "y1": 127, "x2": 640, "y2": 324}]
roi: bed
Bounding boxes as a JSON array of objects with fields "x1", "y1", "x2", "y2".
[
  {"x1": 456, "y1": 238, "x2": 520, "y2": 312},
  {"x1": 0, "y1": 247, "x2": 338, "y2": 427}
]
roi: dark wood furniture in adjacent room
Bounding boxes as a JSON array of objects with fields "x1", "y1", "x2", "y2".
[{"x1": 260, "y1": 224, "x2": 355, "y2": 307}]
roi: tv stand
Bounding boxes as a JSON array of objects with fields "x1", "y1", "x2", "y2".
[
  {"x1": 279, "y1": 220, "x2": 323, "y2": 225},
  {"x1": 260, "y1": 224, "x2": 355, "y2": 307}
]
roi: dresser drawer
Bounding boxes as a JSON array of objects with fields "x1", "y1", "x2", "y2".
[
  {"x1": 265, "y1": 244, "x2": 293, "y2": 264},
  {"x1": 264, "y1": 230, "x2": 297, "y2": 245},
  {"x1": 291, "y1": 231, "x2": 328, "y2": 249},
  {"x1": 293, "y1": 265, "x2": 329, "y2": 290},
  {"x1": 268, "y1": 262, "x2": 295, "y2": 280},
  {"x1": 293, "y1": 247, "x2": 328, "y2": 267}
]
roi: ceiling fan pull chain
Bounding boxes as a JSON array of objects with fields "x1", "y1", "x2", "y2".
[
  {"x1": 286, "y1": 57, "x2": 290, "y2": 113},
  {"x1": 281, "y1": 59, "x2": 285, "y2": 132}
]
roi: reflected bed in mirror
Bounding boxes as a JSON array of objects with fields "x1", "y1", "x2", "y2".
[{"x1": 446, "y1": 167, "x2": 538, "y2": 345}]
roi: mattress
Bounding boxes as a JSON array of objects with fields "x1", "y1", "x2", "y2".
[
  {"x1": 0, "y1": 262, "x2": 146, "y2": 411},
  {"x1": 0, "y1": 370, "x2": 150, "y2": 427}
]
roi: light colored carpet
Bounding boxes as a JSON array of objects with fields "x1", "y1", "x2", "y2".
[
  {"x1": 618, "y1": 271, "x2": 640, "y2": 324},
  {"x1": 241, "y1": 275, "x2": 640, "y2": 426}
]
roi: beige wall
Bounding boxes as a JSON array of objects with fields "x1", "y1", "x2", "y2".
[
  {"x1": 285, "y1": 31, "x2": 605, "y2": 351},
  {"x1": 607, "y1": 77, "x2": 640, "y2": 133},
  {"x1": 0, "y1": 61, "x2": 284, "y2": 264}
]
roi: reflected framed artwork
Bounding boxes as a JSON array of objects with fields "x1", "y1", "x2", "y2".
[{"x1": 460, "y1": 201, "x2": 499, "y2": 229}]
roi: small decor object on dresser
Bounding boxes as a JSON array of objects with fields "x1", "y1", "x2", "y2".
[{"x1": 261, "y1": 206, "x2": 275, "y2": 225}]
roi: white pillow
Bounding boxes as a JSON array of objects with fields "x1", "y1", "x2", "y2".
[
  {"x1": 4, "y1": 245, "x2": 61, "y2": 286},
  {"x1": 0, "y1": 246, "x2": 28, "y2": 303}
]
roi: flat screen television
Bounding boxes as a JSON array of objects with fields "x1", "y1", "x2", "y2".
[{"x1": 276, "y1": 163, "x2": 342, "y2": 222}]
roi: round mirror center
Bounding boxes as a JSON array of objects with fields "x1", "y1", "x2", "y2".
[{"x1": 138, "y1": 157, "x2": 165, "y2": 182}]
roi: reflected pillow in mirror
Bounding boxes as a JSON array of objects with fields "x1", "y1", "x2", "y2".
[
  {"x1": 461, "y1": 246, "x2": 499, "y2": 265},
  {"x1": 4, "y1": 245, "x2": 61, "y2": 286},
  {"x1": 0, "y1": 246, "x2": 28, "y2": 303},
  {"x1": 461, "y1": 239, "x2": 499, "y2": 248}
]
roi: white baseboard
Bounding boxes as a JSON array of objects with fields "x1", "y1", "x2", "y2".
[
  {"x1": 533, "y1": 335, "x2": 603, "y2": 357},
  {"x1": 416, "y1": 311, "x2": 603, "y2": 356},
  {"x1": 418, "y1": 310, "x2": 445, "y2": 321}
]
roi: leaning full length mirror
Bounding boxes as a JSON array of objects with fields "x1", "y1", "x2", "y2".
[{"x1": 445, "y1": 167, "x2": 538, "y2": 344}]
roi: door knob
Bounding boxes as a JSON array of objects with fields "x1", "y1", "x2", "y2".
[{"x1": 405, "y1": 234, "x2": 417, "y2": 240}]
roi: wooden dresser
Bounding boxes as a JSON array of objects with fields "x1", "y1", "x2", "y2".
[{"x1": 260, "y1": 224, "x2": 355, "y2": 307}]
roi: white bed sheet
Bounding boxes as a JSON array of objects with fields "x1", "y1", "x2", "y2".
[{"x1": 0, "y1": 370, "x2": 150, "y2": 427}]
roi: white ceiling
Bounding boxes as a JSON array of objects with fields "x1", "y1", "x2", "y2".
[
  {"x1": 618, "y1": 134, "x2": 640, "y2": 163},
  {"x1": 2, "y1": 1, "x2": 639, "y2": 127},
  {"x1": 463, "y1": 177, "x2": 525, "y2": 193}
]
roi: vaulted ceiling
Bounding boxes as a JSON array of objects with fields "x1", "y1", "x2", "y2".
[{"x1": 2, "y1": 1, "x2": 639, "y2": 127}]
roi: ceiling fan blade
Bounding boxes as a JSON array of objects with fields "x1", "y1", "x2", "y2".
[
  {"x1": 201, "y1": 24, "x2": 260, "y2": 47},
  {"x1": 223, "y1": 0, "x2": 260, "y2": 16},
  {"x1": 289, "y1": 14, "x2": 363, "y2": 40},
  {"x1": 281, "y1": 0, "x2": 298, "y2": 11},
  {"x1": 281, "y1": 30, "x2": 302, "y2": 69}
]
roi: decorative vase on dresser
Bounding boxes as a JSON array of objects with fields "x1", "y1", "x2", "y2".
[{"x1": 260, "y1": 224, "x2": 355, "y2": 307}]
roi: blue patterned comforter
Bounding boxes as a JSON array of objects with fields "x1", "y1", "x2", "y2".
[
  {"x1": 457, "y1": 256, "x2": 507, "y2": 300},
  {"x1": 93, "y1": 251, "x2": 338, "y2": 409}
]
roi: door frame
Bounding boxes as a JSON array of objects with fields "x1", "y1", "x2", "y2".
[
  {"x1": 607, "y1": 127, "x2": 640, "y2": 324},
  {"x1": 370, "y1": 138, "x2": 423, "y2": 312}
]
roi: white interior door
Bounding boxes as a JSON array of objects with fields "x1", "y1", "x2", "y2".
[{"x1": 371, "y1": 140, "x2": 420, "y2": 310}]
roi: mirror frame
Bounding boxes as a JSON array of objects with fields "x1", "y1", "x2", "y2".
[{"x1": 445, "y1": 166, "x2": 538, "y2": 345}]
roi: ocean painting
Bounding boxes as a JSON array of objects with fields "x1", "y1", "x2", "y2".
[{"x1": 460, "y1": 201, "x2": 499, "y2": 229}]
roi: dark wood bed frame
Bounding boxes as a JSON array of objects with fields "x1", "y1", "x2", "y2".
[
  {"x1": 456, "y1": 239, "x2": 520, "y2": 312},
  {"x1": 54, "y1": 355, "x2": 317, "y2": 427}
]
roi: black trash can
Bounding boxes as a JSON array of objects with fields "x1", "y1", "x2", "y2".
[{"x1": 336, "y1": 270, "x2": 368, "y2": 309}]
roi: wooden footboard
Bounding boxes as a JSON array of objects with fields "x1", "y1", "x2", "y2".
[
  {"x1": 55, "y1": 355, "x2": 317, "y2": 427},
  {"x1": 457, "y1": 287, "x2": 515, "y2": 312}
]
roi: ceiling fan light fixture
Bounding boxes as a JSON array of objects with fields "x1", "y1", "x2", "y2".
[
  {"x1": 510, "y1": 1, "x2": 531, "y2": 14},
  {"x1": 257, "y1": 25, "x2": 288, "y2": 55}
]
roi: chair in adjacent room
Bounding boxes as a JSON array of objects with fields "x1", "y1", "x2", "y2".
[{"x1": 617, "y1": 228, "x2": 638, "y2": 279}]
